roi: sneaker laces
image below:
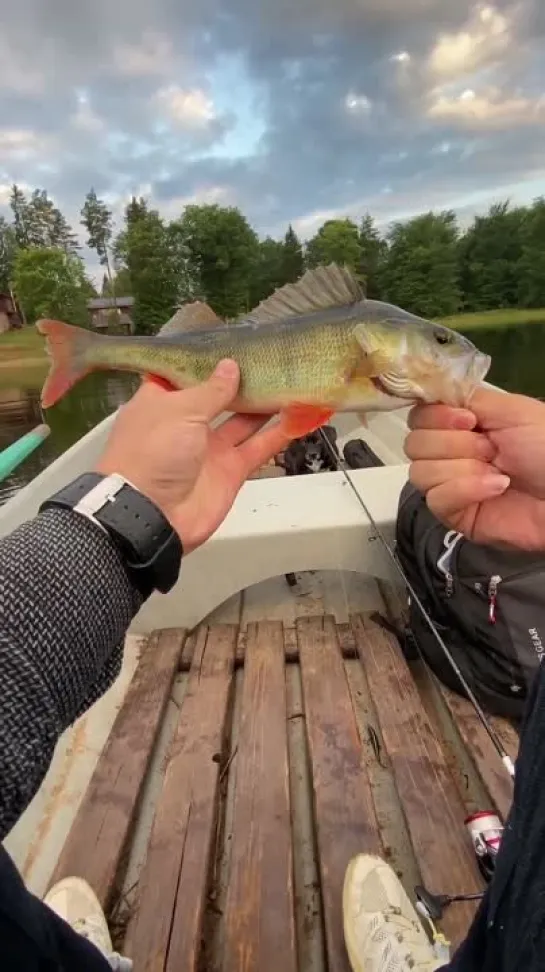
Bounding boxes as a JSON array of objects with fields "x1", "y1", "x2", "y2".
[
  {"x1": 371, "y1": 906, "x2": 445, "y2": 970},
  {"x1": 72, "y1": 915, "x2": 109, "y2": 946},
  {"x1": 72, "y1": 917, "x2": 133, "y2": 971}
]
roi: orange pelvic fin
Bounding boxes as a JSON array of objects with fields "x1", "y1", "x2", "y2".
[
  {"x1": 280, "y1": 404, "x2": 335, "y2": 438},
  {"x1": 142, "y1": 374, "x2": 178, "y2": 391}
]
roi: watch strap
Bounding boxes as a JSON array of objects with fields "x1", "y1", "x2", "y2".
[{"x1": 40, "y1": 472, "x2": 182, "y2": 597}]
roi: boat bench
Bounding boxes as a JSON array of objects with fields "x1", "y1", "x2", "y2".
[{"x1": 48, "y1": 605, "x2": 519, "y2": 972}]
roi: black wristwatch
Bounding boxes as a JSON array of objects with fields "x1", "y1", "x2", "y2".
[{"x1": 40, "y1": 472, "x2": 183, "y2": 599}]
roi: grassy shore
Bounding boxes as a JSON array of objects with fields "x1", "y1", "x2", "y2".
[
  {"x1": 441, "y1": 307, "x2": 545, "y2": 330},
  {"x1": 0, "y1": 326, "x2": 46, "y2": 361}
]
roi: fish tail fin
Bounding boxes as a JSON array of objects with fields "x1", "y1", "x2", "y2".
[{"x1": 37, "y1": 319, "x2": 97, "y2": 408}]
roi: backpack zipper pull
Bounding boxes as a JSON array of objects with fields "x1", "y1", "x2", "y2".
[
  {"x1": 437, "y1": 531, "x2": 462, "y2": 598},
  {"x1": 488, "y1": 575, "x2": 502, "y2": 624}
]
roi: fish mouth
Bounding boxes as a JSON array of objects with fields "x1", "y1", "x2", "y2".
[
  {"x1": 371, "y1": 350, "x2": 492, "y2": 406},
  {"x1": 453, "y1": 351, "x2": 492, "y2": 405},
  {"x1": 468, "y1": 351, "x2": 492, "y2": 386}
]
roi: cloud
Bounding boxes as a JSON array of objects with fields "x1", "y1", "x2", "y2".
[
  {"x1": 428, "y1": 87, "x2": 545, "y2": 129},
  {"x1": 72, "y1": 93, "x2": 104, "y2": 133},
  {"x1": 427, "y1": 4, "x2": 512, "y2": 81},
  {"x1": 0, "y1": 129, "x2": 55, "y2": 162},
  {"x1": 345, "y1": 92, "x2": 372, "y2": 116},
  {"x1": 154, "y1": 86, "x2": 217, "y2": 127},
  {"x1": 0, "y1": 37, "x2": 45, "y2": 95},
  {"x1": 0, "y1": 0, "x2": 543, "y2": 279},
  {"x1": 112, "y1": 31, "x2": 174, "y2": 78}
]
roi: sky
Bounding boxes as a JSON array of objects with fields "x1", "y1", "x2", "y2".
[{"x1": 1, "y1": 0, "x2": 545, "y2": 280}]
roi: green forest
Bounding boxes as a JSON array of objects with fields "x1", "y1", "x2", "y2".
[{"x1": 2, "y1": 184, "x2": 545, "y2": 334}]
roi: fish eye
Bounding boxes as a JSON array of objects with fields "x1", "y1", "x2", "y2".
[{"x1": 434, "y1": 329, "x2": 452, "y2": 346}]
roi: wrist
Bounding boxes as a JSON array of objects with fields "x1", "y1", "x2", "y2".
[
  {"x1": 40, "y1": 472, "x2": 183, "y2": 598},
  {"x1": 94, "y1": 461, "x2": 181, "y2": 538}
]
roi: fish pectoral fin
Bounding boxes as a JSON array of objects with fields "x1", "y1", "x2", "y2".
[
  {"x1": 356, "y1": 411, "x2": 369, "y2": 428},
  {"x1": 247, "y1": 264, "x2": 364, "y2": 325},
  {"x1": 281, "y1": 404, "x2": 335, "y2": 439},
  {"x1": 158, "y1": 301, "x2": 222, "y2": 335}
]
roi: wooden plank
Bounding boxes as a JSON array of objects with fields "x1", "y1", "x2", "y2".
[
  {"x1": 179, "y1": 630, "x2": 197, "y2": 671},
  {"x1": 126, "y1": 625, "x2": 236, "y2": 972},
  {"x1": 237, "y1": 623, "x2": 355, "y2": 668},
  {"x1": 223, "y1": 622, "x2": 296, "y2": 972},
  {"x1": 297, "y1": 615, "x2": 381, "y2": 972},
  {"x1": 353, "y1": 615, "x2": 483, "y2": 949},
  {"x1": 50, "y1": 629, "x2": 185, "y2": 908},
  {"x1": 439, "y1": 686, "x2": 517, "y2": 821}
]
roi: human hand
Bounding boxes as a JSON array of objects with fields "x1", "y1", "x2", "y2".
[
  {"x1": 96, "y1": 360, "x2": 291, "y2": 553},
  {"x1": 405, "y1": 386, "x2": 545, "y2": 551}
]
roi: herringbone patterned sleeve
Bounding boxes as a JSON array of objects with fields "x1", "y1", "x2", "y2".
[{"x1": 0, "y1": 507, "x2": 143, "y2": 840}]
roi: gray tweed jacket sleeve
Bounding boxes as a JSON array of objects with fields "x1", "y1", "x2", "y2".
[{"x1": 0, "y1": 506, "x2": 144, "y2": 841}]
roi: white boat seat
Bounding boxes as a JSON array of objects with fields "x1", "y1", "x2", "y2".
[{"x1": 131, "y1": 462, "x2": 409, "y2": 632}]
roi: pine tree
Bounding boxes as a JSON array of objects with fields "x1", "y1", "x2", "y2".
[
  {"x1": 81, "y1": 188, "x2": 117, "y2": 306},
  {"x1": 281, "y1": 225, "x2": 304, "y2": 283},
  {"x1": 10, "y1": 184, "x2": 30, "y2": 248}
]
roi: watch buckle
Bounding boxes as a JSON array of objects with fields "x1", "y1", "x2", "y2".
[{"x1": 74, "y1": 473, "x2": 131, "y2": 523}]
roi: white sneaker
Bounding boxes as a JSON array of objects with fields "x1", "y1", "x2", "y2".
[
  {"x1": 343, "y1": 855, "x2": 444, "y2": 971},
  {"x1": 44, "y1": 877, "x2": 132, "y2": 971}
]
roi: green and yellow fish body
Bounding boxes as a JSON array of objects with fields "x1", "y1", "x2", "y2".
[{"x1": 37, "y1": 264, "x2": 491, "y2": 439}]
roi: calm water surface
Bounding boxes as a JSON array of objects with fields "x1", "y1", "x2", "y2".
[
  {"x1": 0, "y1": 370, "x2": 138, "y2": 507},
  {"x1": 1, "y1": 322, "x2": 545, "y2": 506}
]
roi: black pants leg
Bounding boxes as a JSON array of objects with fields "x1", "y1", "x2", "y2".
[
  {"x1": 438, "y1": 661, "x2": 545, "y2": 971},
  {"x1": 0, "y1": 845, "x2": 110, "y2": 971}
]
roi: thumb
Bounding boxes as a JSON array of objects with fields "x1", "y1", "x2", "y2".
[
  {"x1": 176, "y1": 359, "x2": 241, "y2": 422},
  {"x1": 470, "y1": 386, "x2": 545, "y2": 431}
]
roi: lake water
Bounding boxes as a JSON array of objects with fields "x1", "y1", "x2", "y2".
[
  {"x1": 1, "y1": 321, "x2": 544, "y2": 506},
  {"x1": 0, "y1": 370, "x2": 138, "y2": 507}
]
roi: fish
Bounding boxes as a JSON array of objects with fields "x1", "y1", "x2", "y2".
[{"x1": 36, "y1": 264, "x2": 491, "y2": 440}]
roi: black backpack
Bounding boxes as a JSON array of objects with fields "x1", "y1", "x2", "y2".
[{"x1": 395, "y1": 481, "x2": 545, "y2": 719}]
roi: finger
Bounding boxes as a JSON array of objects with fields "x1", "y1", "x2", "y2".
[
  {"x1": 408, "y1": 403, "x2": 477, "y2": 432},
  {"x1": 236, "y1": 421, "x2": 293, "y2": 476},
  {"x1": 410, "y1": 458, "x2": 495, "y2": 493},
  {"x1": 172, "y1": 360, "x2": 240, "y2": 422},
  {"x1": 213, "y1": 413, "x2": 274, "y2": 448},
  {"x1": 404, "y1": 430, "x2": 496, "y2": 463},
  {"x1": 468, "y1": 386, "x2": 545, "y2": 431},
  {"x1": 426, "y1": 474, "x2": 510, "y2": 521}
]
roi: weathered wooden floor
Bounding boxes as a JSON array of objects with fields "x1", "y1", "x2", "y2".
[{"x1": 50, "y1": 586, "x2": 519, "y2": 972}]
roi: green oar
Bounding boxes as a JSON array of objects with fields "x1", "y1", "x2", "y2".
[{"x1": 0, "y1": 424, "x2": 51, "y2": 484}]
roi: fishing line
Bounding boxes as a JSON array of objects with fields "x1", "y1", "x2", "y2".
[{"x1": 318, "y1": 427, "x2": 516, "y2": 779}]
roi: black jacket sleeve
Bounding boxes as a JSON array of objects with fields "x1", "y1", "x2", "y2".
[{"x1": 0, "y1": 507, "x2": 143, "y2": 841}]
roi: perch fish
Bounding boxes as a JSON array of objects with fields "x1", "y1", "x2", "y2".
[{"x1": 37, "y1": 264, "x2": 491, "y2": 438}]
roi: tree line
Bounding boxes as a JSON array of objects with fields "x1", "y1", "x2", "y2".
[{"x1": 2, "y1": 183, "x2": 545, "y2": 333}]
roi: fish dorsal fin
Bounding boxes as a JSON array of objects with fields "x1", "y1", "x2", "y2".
[
  {"x1": 248, "y1": 264, "x2": 364, "y2": 325},
  {"x1": 159, "y1": 300, "x2": 222, "y2": 335}
]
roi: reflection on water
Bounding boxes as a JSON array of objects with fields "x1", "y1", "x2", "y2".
[
  {"x1": 0, "y1": 372, "x2": 139, "y2": 507},
  {"x1": 459, "y1": 321, "x2": 545, "y2": 401}
]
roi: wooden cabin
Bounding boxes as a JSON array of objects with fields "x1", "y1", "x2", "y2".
[
  {"x1": 87, "y1": 297, "x2": 135, "y2": 334},
  {"x1": 0, "y1": 292, "x2": 23, "y2": 334}
]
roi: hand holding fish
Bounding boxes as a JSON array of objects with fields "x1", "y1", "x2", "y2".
[
  {"x1": 406, "y1": 387, "x2": 545, "y2": 551},
  {"x1": 96, "y1": 361, "x2": 291, "y2": 553}
]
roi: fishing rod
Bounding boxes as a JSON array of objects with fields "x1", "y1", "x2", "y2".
[{"x1": 317, "y1": 427, "x2": 516, "y2": 779}]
